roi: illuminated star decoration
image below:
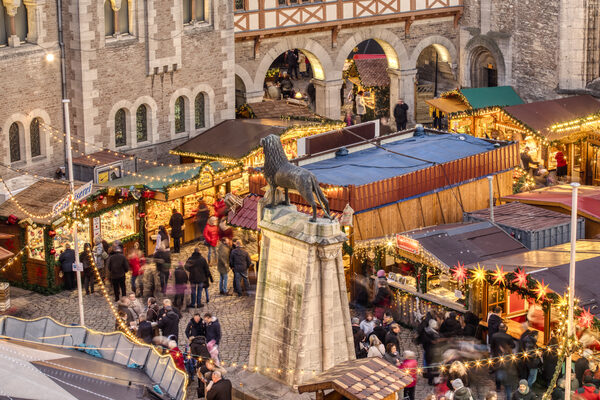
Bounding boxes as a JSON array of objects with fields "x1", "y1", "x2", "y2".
[
  {"x1": 578, "y1": 308, "x2": 594, "y2": 329},
  {"x1": 512, "y1": 268, "x2": 528, "y2": 288},
  {"x1": 472, "y1": 264, "x2": 487, "y2": 283},
  {"x1": 452, "y1": 262, "x2": 468, "y2": 283},
  {"x1": 492, "y1": 265, "x2": 507, "y2": 286},
  {"x1": 534, "y1": 280, "x2": 550, "y2": 302}
]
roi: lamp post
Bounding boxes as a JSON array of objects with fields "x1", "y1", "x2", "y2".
[
  {"x1": 63, "y1": 99, "x2": 85, "y2": 327},
  {"x1": 564, "y1": 182, "x2": 580, "y2": 398}
]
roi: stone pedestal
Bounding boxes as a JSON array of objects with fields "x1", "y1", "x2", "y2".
[{"x1": 248, "y1": 205, "x2": 355, "y2": 386}]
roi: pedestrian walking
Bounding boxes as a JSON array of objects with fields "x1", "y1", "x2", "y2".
[
  {"x1": 195, "y1": 197, "x2": 210, "y2": 241},
  {"x1": 80, "y1": 243, "x2": 94, "y2": 295},
  {"x1": 451, "y1": 379, "x2": 475, "y2": 400},
  {"x1": 185, "y1": 313, "x2": 206, "y2": 341},
  {"x1": 204, "y1": 217, "x2": 219, "y2": 264},
  {"x1": 216, "y1": 238, "x2": 231, "y2": 295},
  {"x1": 399, "y1": 350, "x2": 417, "y2": 400},
  {"x1": 285, "y1": 49, "x2": 299, "y2": 80},
  {"x1": 107, "y1": 244, "x2": 129, "y2": 302},
  {"x1": 355, "y1": 91, "x2": 366, "y2": 124},
  {"x1": 367, "y1": 335, "x2": 385, "y2": 358},
  {"x1": 212, "y1": 193, "x2": 227, "y2": 219},
  {"x1": 372, "y1": 280, "x2": 392, "y2": 320},
  {"x1": 154, "y1": 226, "x2": 171, "y2": 294},
  {"x1": 359, "y1": 311, "x2": 377, "y2": 336},
  {"x1": 93, "y1": 236, "x2": 108, "y2": 282},
  {"x1": 206, "y1": 370, "x2": 232, "y2": 400},
  {"x1": 203, "y1": 312, "x2": 222, "y2": 346},
  {"x1": 173, "y1": 262, "x2": 189, "y2": 309},
  {"x1": 384, "y1": 323, "x2": 404, "y2": 355},
  {"x1": 59, "y1": 243, "x2": 76, "y2": 290},
  {"x1": 146, "y1": 297, "x2": 160, "y2": 322},
  {"x1": 393, "y1": 99, "x2": 409, "y2": 131},
  {"x1": 229, "y1": 238, "x2": 251, "y2": 296},
  {"x1": 157, "y1": 301, "x2": 181, "y2": 344},
  {"x1": 185, "y1": 248, "x2": 212, "y2": 308},
  {"x1": 512, "y1": 379, "x2": 537, "y2": 400},
  {"x1": 128, "y1": 242, "x2": 144, "y2": 295},
  {"x1": 169, "y1": 208, "x2": 184, "y2": 254},
  {"x1": 298, "y1": 52, "x2": 307, "y2": 77}
]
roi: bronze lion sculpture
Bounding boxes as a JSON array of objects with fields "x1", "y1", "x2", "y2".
[{"x1": 259, "y1": 134, "x2": 332, "y2": 222}]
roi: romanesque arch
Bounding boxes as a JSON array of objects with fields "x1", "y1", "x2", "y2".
[
  {"x1": 465, "y1": 36, "x2": 506, "y2": 88},
  {"x1": 334, "y1": 27, "x2": 409, "y2": 73},
  {"x1": 251, "y1": 37, "x2": 334, "y2": 95},
  {"x1": 408, "y1": 35, "x2": 458, "y2": 70}
]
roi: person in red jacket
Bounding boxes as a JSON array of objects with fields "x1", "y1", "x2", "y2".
[
  {"x1": 398, "y1": 350, "x2": 417, "y2": 400},
  {"x1": 212, "y1": 193, "x2": 227, "y2": 219},
  {"x1": 576, "y1": 372, "x2": 600, "y2": 400},
  {"x1": 555, "y1": 149, "x2": 568, "y2": 178},
  {"x1": 203, "y1": 217, "x2": 220, "y2": 264},
  {"x1": 168, "y1": 340, "x2": 186, "y2": 371},
  {"x1": 127, "y1": 242, "x2": 144, "y2": 295}
]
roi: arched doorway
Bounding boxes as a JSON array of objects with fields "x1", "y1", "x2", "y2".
[
  {"x1": 414, "y1": 44, "x2": 457, "y2": 124},
  {"x1": 342, "y1": 39, "x2": 398, "y2": 124},
  {"x1": 235, "y1": 74, "x2": 246, "y2": 108},
  {"x1": 469, "y1": 46, "x2": 498, "y2": 88},
  {"x1": 262, "y1": 49, "x2": 319, "y2": 104}
]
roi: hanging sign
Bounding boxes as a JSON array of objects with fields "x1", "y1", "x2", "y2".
[
  {"x1": 52, "y1": 181, "x2": 94, "y2": 216},
  {"x1": 395, "y1": 234, "x2": 419, "y2": 255}
]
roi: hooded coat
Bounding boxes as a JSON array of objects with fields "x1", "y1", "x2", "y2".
[
  {"x1": 204, "y1": 317, "x2": 222, "y2": 345},
  {"x1": 157, "y1": 310, "x2": 180, "y2": 340},
  {"x1": 185, "y1": 251, "x2": 212, "y2": 285}
]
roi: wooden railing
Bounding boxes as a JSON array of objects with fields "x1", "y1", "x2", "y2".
[{"x1": 234, "y1": 0, "x2": 463, "y2": 36}]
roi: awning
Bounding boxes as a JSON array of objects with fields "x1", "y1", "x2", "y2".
[{"x1": 425, "y1": 97, "x2": 469, "y2": 114}]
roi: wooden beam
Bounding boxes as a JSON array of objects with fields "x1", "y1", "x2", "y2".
[
  {"x1": 253, "y1": 35, "x2": 262, "y2": 59},
  {"x1": 435, "y1": 191, "x2": 446, "y2": 224},
  {"x1": 453, "y1": 10, "x2": 462, "y2": 28},
  {"x1": 395, "y1": 202, "x2": 406, "y2": 232},
  {"x1": 331, "y1": 25, "x2": 340, "y2": 48}
]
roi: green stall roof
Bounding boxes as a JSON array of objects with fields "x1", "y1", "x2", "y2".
[
  {"x1": 459, "y1": 86, "x2": 524, "y2": 109},
  {"x1": 104, "y1": 161, "x2": 228, "y2": 191}
]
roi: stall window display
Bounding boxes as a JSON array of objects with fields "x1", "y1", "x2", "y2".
[
  {"x1": 53, "y1": 223, "x2": 91, "y2": 258},
  {"x1": 183, "y1": 191, "x2": 214, "y2": 219},
  {"x1": 99, "y1": 204, "x2": 136, "y2": 243},
  {"x1": 427, "y1": 271, "x2": 462, "y2": 303},
  {"x1": 230, "y1": 174, "x2": 249, "y2": 195},
  {"x1": 146, "y1": 199, "x2": 182, "y2": 232},
  {"x1": 27, "y1": 226, "x2": 44, "y2": 260}
]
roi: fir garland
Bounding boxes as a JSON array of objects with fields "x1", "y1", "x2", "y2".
[
  {"x1": 86, "y1": 199, "x2": 138, "y2": 219},
  {"x1": 19, "y1": 227, "x2": 28, "y2": 286},
  {"x1": 44, "y1": 226, "x2": 57, "y2": 289}
]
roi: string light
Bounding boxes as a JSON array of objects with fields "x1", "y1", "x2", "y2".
[
  {"x1": 0, "y1": 246, "x2": 30, "y2": 274},
  {"x1": 0, "y1": 176, "x2": 66, "y2": 220}
]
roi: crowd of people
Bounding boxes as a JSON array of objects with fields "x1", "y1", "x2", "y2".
[
  {"x1": 53, "y1": 194, "x2": 253, "y2": 399},
  {"x1": 351, "y1": 269, "x2": 600, "y2": 400}
]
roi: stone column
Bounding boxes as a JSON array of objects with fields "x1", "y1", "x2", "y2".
[
  {"x1": 312, "y1": 79, "x2": 343, "y2": 120},
  {"x1": 3, "y1": 0, "x2": 21, "y2": 47},
  {"x1": 249, "y1": 205, "x2": 354, "y2": 386},
  {"x1": 110, "y1": 0, "x2": 122, "y2": 36},
  {"x1": 558, "y1": 0, "x2": 587, "y2": 91},
  {"x1": 22, "y1": 0, "x2": 38, "y2": 43},
  {"x1": 246, "y1": 89, "x2": 265, "y2": 104},
  {"x1": 399, "y1": 68, "x2": 417, "y2": 126},
  {"x1": 388, "y1": 68, "x2": 401, "y2": 129}
]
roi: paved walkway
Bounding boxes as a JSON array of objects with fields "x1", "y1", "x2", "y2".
[{"x1": 5, "y1": 240, "x2": 506, "y2": 399}]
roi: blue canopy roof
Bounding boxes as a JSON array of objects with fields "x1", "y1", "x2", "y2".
[{"x1": 303, "y1": 133, "x2": 498, "y2": 186}]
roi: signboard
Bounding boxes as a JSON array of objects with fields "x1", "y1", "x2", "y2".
[
  {"x1": 72, "y1": 262, "x2": 83, "y2": 272},
  {"x1": 52, "y1": 181, "x2": 94, "y2": 216},
  {"x1": 395, "y1": 234, "x2": 419, "y2": 255}
]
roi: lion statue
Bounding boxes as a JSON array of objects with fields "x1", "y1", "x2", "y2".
[{"x1": 259, "y1": 134, "x2": 332, "y2": 222}]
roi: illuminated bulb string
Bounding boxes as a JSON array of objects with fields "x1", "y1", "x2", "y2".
[{"x1": 0, "y1": 246, "x2": 30, "y2": 274}]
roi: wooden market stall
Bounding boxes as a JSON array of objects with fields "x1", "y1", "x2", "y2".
[
  {"x1": 170, "y1": 118, "x2": 345, "y2": 169},
  {"x1": 297, "y1": 357, "x2": 412, "y2": 400},
  {"x1": 446, "y1": 95, "x2": 600, "y2": 184},
  {"x1": 425, "y1": 86, "x2": 524, "y2": 133},
  {"x1": 503, "y1": 184, "x2": 600, "y2": 238},
  {"x1": 0, "y1": 180, "x2": 100, "y2": 292},
  {"x1": 104, "y1": 162, "x2": 243, "y2": 255}
]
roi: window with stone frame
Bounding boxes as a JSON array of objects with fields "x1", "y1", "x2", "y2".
[
  {"x1": 183, "y1": 0, "x2": 205, "y2": 23},
  {"x1": 234, "y1": 0, "x2": 244, "y2": 10},
  {"x1": 30, "y1": 117, "x2": 41, "y2": 158},
  {"x1": 1, "y1": 2, "x2": 28, "y2": 46},
  {"x1": 115, "y1": 108, "x2": 127, "y2": 147},
  {"x1": 194, "y1": 93, "x2": 205, "y2": 129},
  {"x1": 9, "y1": 122, "x2": 21, "y2": 162},
  {"x1": 136, "y1": 105, "x2": 148, "y2": 143},
  {"x1": 104, "y1": 0, "x2": 130, "y2": 36},
  {"x1": 175, "y1": 96, "x2": 186, "y2": 133}
]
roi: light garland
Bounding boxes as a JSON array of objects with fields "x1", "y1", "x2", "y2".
[
  {"x1": 0, "y1": 246, "x2": 30, "y2": 274},
  {"x1": 0, "y1": 176, "x2": 65, "y2": 220}
]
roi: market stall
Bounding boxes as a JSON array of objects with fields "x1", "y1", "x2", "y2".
[
  {"x1": 104, "y1": 161, "x2": 243, "y2": 254},
  {"x1": 446, "y1": 95, "x2": 600, "y2": 185},
  {"x1": 0, "y1": 180, "x2": 99, "y2": 293},
  {"x1": 425, "y1": 86, "x2": 524, "y2": 135}
]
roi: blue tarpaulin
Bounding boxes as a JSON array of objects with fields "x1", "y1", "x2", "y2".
[{"x1": 302, "y1": 133, "x2": 498, "y2": 186}]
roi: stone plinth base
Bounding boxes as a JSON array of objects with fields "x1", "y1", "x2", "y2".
[
  {"x1": 228, "y1": 367, "x2": 312, "y2": 400},
  {"x1": 248, "y1": 205, "x2": 355, "y2": 386}
]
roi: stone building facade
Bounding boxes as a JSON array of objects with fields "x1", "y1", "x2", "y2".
[
  {"x1": 460, "y1": 0, "x2": 600, "y2": 102},
  {"x1": 0, "y1": 0, "x2": 234, "y2": 177}
]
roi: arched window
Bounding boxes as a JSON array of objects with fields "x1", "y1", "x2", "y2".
[
  {"x1": 183, "y1": 0, "x2": 205, "y2": 23},
  {"x1": 115, "y1": 108, "x2": 127, "y2": 147},
  {"x1": 136, "y1": 105, "x2": 148, "y2": 142},
  {"x1": 30, "y1": 118, "x2": 41, "y2": 157},
  {"x1": 104, "y1": 1, "x2": 114, "y2": 36},
  {"x1": 175, "y1": 96, "x2": 186, "y2": 133},
  {"x1": 1, "y1": 3, "x2": 28, "y2": 44},
  {"x1": 194, "y1": 93, "x2": 205, "y2": 129},
  {"x1": 9, "y1": 123, "x2": 20, "y2": 162}
]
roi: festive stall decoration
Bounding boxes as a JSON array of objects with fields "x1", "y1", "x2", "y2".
[
  {"x1": 512, "y1": 268, "x2": 528, "y2": 288},
  {"x1": 579, "y1": 308, "x2": 594, "y2": 329},
  {"x1": 451, "y1": 262, "x2": 468, "y2": 282},
  {"x1": 491, "y1": 265, "x2": 507, "y2": 286}
]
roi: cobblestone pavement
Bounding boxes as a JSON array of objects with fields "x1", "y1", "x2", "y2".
[{"x1": 7, "y1": 240, "x2": 506, "y2": 399}]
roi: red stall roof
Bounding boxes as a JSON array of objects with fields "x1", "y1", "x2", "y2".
[{"x1": 503, "y1": 185, "x2": 600, "y2": 223}]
